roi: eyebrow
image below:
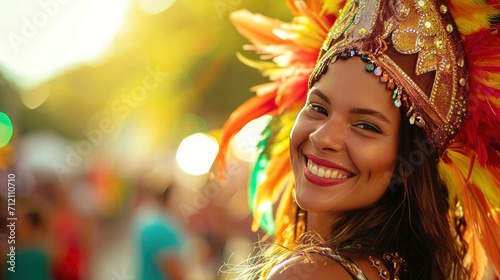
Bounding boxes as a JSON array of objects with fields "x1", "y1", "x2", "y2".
[
  {"x1": 309, "y1": 87, "x2": 331, "y2": 105},
  {"x1": 310, "y1": 87, "x2": 392, "y2": 125},
  {"x1": 350, "y1": 108, "x2": 392, "y2": 124}
]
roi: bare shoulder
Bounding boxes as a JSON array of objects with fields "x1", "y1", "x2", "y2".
[{"x1": 266, "y1": 253, "x2": 357, "y2": 280}]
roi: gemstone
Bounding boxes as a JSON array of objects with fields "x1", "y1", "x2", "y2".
[
  {"x1": 361, "y1": 54, "x2": 370, "y2": 62},
  {"x1": 365, "y1": 63, "x2": 375, "y2": 72},
  {"x1": 409, "y1": 114, "x2": 415, "y2": 124},
  {"x1": 350, "y1": 50, "x2": 356, "y2": 57},
  {"x1": 380, "y1": 72, "x2": 389, "y2": 83},
  {"x1": 457, "y1": 58, "x2": 464, "y2": 67},
  {"x1": 440, "y1": 5, "x2": 448, "y2": 14},
  {"x1": 415, "y1": 116, "x2": 425, "y2": 127},
  {"x1": 459, "y1": 78, "x2": 466, "y2": 86},
  {"x1": 386, "y1": 79, "x2": 395, "y2": 90},
  {"x1": 331, "y1": 55, "x2": 338, "y2": 64},
  {"x1": 435, "y1": 38, "x2": 443, "y2": 49},
  {"x1": 392, "y1": 89, "x2": 398, "y2": 99},
  {"x1": 425, "y1": 21, "x2": 431, "y2": 28},
  {"x1": 418, "y1": 0, "x2": 425, "y2": 7},
  {"x1": 373, "y1": 66, "x2": 382, "y2": 76},
  {"x1": 394, "y1": 99, "x2": 402, "y2": 107},
  {"x1": 446, "y1": 24, "x2": 453, "y2": 32},
  {"x1": 340, "y1": 51, "x2": 350, "y2": 60}
]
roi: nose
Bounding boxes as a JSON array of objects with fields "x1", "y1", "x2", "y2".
[{"x1": 309, "y1": 118, "x2": 345, "y2": 152}]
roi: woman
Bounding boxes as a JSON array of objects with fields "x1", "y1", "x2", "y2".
[{"x1": 217, "y1": 0, "x2": 500, "y2": 278}]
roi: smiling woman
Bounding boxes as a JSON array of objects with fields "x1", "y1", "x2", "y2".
[
  {"x1": 0, "y1": 0, "x2": 132, "y2": 89},
  {"x1": 216, "y1": 0, "x2": 500, "y2": 279}
]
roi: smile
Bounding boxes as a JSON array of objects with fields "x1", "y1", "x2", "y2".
[{"x1": 307, "y1": 160, "x2": 352, "y2": 179}]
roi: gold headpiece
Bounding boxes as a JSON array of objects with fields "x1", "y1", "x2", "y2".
[{"x1": 310, "y1": 0, "x2": 469, "y2": 154}]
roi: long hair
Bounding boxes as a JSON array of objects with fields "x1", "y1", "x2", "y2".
[{"x1": 326, "y1": 116, "x2": 469, "y2": 279}]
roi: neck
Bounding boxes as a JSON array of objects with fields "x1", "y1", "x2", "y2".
[{"x1": 306, "y1": 212, "x2": 339, "y2": 240}]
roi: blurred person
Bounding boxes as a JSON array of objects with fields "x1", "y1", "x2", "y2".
[
  {"x1": 4, "y1": 196, "x2": 52, "y2": 280},
  {"x1": 48, "y1": 180, "x2": 92, "y2": 280},
  {"x1": 132, "y1": 173, "x2": 186, "y2": 280}
]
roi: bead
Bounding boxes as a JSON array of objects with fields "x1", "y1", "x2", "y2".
[
  {"x1": 331, "y1": 55, "x2": 338, "y2": 64},
  {"x1": 394, "y1": 99, "x2": 402, "y2": 107},
  {"x1": 457, "y1": 58, "x2": 464, "y2": 67},
  {"x1": 424, "y1": 21, "x2": 431, "y2": 29},
  {"x1": 459, "y1": 78, "x2": 466, "y2": 86},
  {"x1": 340, "y1": 51, "x2": 350, "y2": 60},
  {"x1": 365, "y1": 63, "x2": 375, "y2": 72},
  {"x1": 399, "y1": 5, "x2": 410, "y2": 18},
  {"x1": 358, "y1": 27, "x2": 367, "y2": 36},
  {"x1": 417, "y1": 37, "x2": 424, "y2": 47},
  {"x1": 416, "y1": 116, "x2": 425, "y2": 127},
  {"x1": 440, "y1": 4, "x2": 448, "y2": 14},
  {"x1": 360, "y1": 54, "x2": 370, "y2": 62},
  {"x1": 386, "y1": 79, "x2": 395, "y2": 90},
  {"x1": 350, "y1": 49, "x2": 356, "y2": 57},
  {"x1": 446, "y1": 24, "x2": 453, "y2": 32},
  {"x1": 409, "y1": 114, "x2": 416, "y2": 124},
  {"x1": 418, "y1": 0, "x2": 425, "y2": 7},
  {"x1": 435, "y1": 38, "x2": 443, "y2": 49},
  {"x1": 392, "y1": 89, "x2": 398, "y2": 99},
  {"x1": 380, "y1": 72, "x2": 389, "y2": 83},
  {"x1": 373, "y1": 66, "x2": 383, "y2": 76}
]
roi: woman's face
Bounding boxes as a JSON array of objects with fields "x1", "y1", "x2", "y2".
[{"x1": 290, "y1": 57, "x2": 401, "y2": 218}]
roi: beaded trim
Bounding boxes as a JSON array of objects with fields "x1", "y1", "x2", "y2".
[
  {"x1": 316, "y1": 48, "x2": 426, "y2": 128},
  {"x1": 369, "y1": 252, "x2": 407, "y2": 280}
]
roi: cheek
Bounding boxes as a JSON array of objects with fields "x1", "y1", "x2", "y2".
[{"x1": 351, "y1": 141, "x2": 398, "y2": 179}]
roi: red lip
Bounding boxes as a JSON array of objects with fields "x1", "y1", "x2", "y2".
[
  {"x1": 306, "y1": 154, "x2": 353, "y2": 174},
  {"x1": 303, "y1": 154, "x2": 354, "y2": 187}
]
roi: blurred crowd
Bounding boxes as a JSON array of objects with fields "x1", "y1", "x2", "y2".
[{"x1": 0, "y1": 131, "x2": 262, "y2": 280}]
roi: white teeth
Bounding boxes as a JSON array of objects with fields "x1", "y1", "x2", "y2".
[
  {"x1": 325, "y1": 170, "x2": 331, "y2": 178},
  {"x1": 307, "y1": 160, "x2": 350, "y2": 179},
  {"x1": 311, "y1": 165, "x2": 318, "y2": 175},
  {"x1": 318, "y1": 168, "x2": 325, "y2": 177}
]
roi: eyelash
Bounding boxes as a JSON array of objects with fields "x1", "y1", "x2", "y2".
[
  {"x1": 307, "y1": 103, "x2": 328, "y2": 115},
  {"x1": 353, "y1": 122, "x2": 382, "y2": 134}
]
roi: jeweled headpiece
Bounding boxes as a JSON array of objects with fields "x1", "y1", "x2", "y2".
[
  {"x1": 311, "y1": 0, "x2": 469, "y2": 154},
  {"x1": 217, "y1": 0, "x2": 500, "y2": 277}
]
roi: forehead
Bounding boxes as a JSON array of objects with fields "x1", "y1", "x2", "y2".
[{"x1": 311, "y1": 58, "x2": 399, "y2": 113}]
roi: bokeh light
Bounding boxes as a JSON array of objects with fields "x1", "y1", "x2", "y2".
[
  {"x1": 176, "y1": 132, "x2": 219, "y2": 176},
  {"x1": 231, "y1": 115, "x2": 272, "y2": 162},
  {"x1": 0, "y1": 112, "x2": 14, "y2": 148}
]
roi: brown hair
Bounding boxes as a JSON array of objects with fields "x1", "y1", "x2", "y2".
[{"x1": 326, "y1": 115, "x2": 469, "y2": 279}]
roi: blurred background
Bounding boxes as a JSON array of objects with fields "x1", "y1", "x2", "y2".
[{"x1": 0, "y1": 0, "x2": 292, "y2": 279}]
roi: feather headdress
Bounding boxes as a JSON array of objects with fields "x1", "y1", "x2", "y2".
[{"x1": 216, "y1": 0, "x2": 500, "y2": 277}]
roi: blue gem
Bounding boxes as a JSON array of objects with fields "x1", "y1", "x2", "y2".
[
  {"x1": 394, "y1": 99, "x2": 402, "y2": 107},
  {"x1": 361, "y1": 54, "x2": 370, "y2": 62},
  {"x1": 350, "y1": 50, "x2": 356, "y2": 56}
]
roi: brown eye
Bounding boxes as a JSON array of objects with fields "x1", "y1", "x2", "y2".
[
  {"x1": 307, "y1": 103, "x2": 328, "y2": 116},
  {"x1": 353, "y1": 122, "x2": 382, "y2": 133}
]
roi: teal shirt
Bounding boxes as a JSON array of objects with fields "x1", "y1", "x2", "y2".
[
  {"x1": 135, "y1": 209, "x2": 184, "y2": 280},
  {"x1": 4, "y1": 247, "x2": 51, "y2": 280}
]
